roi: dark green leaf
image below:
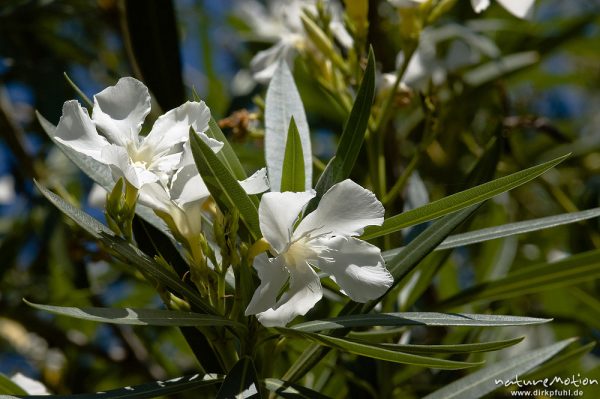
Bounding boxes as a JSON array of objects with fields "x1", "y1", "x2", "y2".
[
  {"x1": 307, "y1": 48, "x2": 375, "y2": 212},
  {"x1": 264, "y1": 379, "x2": 333, "y2": 399},
  {"x1": 216, "y1": 357, "x2": 261, "y2": 399},
  {"x1": 361, "y1": 336, "x2": 524, "y2": 355},
  {"x1": 189, "y1": 129, "x2": 260, "y2": 239},
  {"x1": 362, "y1": 154, "x2": 569, "y2": 240},
  {"x1": 34, "y1": 182, "x2": 216, "y2": 314},
  {"x1": 439, "y1": 249, "x2": 600, "y2": 308},
  {"x1": 206, "y1": 118, "x2": 248, "y2": 180},
  {"x1": 0, "y1": 373, "x2": 27, "y2": 396},
  {"x1": 277, "y1": 329, "x2": 481, "y2": 369},
  {"x1": 280, "y1": 117, "x2": 305, "y2": 192},
  {"x1": 291, "y1": 313, "x2": 550, "y2": 333}
]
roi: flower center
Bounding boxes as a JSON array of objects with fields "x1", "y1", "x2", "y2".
[
  {"x1": 126, "y1": 141, "x2": 155, "y2": 169},
  {"x1": 283, "y1": 236, "x2": 316, "y2": 267}
]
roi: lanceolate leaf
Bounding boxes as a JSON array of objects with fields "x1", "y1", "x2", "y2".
[
  {"x1": 0, "y1": 373, "x2": 27, "y2": 396},
  {"x1": 280, "y1": 117, "x2": 306, "y2": 192},
  {"x1": 439, "y1": 248, "x2": 600, "y2": 308},
  {"x1": 362, "y1": 154, "x2": 570, "y2": 240},
  {"x1": 291, "y1": 313, "x2": 550, "y2": 333},
  {"x1": 308, "y1": 48, "x2": 375, "y2": 212},
  {"x1": 189, "y1": 129, "x2": 260, "y2": 239},
  {"x1": 6, "y1": 374, "x2": 222, "y2": 399},
  {"x1": 423, "y1": 339, "x2": 576, "y2": 399},
  {"x1": 276, "y1": 329, "x2": 481, "y2": 370},
  {"x1": 382, "y1": 206, "x2": 600, "y2": 261},
  {"x1": 24, "y1": 300, "x2": 245, "y2": 330},
  {"x1": 216, "y1": 357, "x2": 261, "y2": 399},
  {"x1": 354, "y1": 336, "x2": 524, "y2": 355},
  {"x1": 35, "y1": 182, "x2": 216, "y2": 315},
  {"x1": 206, "y1": 117, "x2": 247, "y2": 180},
  {"x1": 265, "y1": 61, "x2": 312, "y2": 191},
  {"x1": 264, "y1": 379, "x2": 334, "y2": 399}
]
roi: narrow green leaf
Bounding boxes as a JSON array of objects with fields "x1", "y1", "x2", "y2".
[
  {"x1": 265, "y1": 61, "x2": 312, "y2": 191},
  {"x1": 17, "y1": 374, "x2": 222, "y2": 399},
  {"x1": 362, "y1": 336, "x2": 524, "y2": 355},
  {"x1": 362, "y1": 154, "x2": 569, "y2": 240},
  {"x1": 382, "y1": 207, "x2": 600, "y2": 261},
  {"x1": 216, "y1": 357, "x2": 261, "y2": 399},
  {"x1": 277, "y1": 329, "x2": 481, "y2": 370},
  {"x1": 206, "y1": 117, "x2": 248, "y2": 180},
  {"x1": 0, "y1": 373, "x2": 27, "y2": 396},
  {"x1": 35, "y1": 182, "x2": 217, "y2": 315},
  {"x1": 423, "y1": 339, "x2": 576, "y2": 399},
  {"x1": 291, "y1": 313, "x2": 550, "y2": 333},
  {"x1": 439, "y1": 249, "x2": 600, "y2": 308},
  {"x1": 24, "y1": 300, "x2": 245, "y2": 330},
  {"x1": 280, "y1": 117, "x2": 305, "y2": 192},
  {"x1": 189, "y1": 129, "x2": 260, "y2": 239},
  {"x1": 308, "y1": 48, "x2": 375, "y2": 212},
  {"x1": 264, "y1": 379, "x2": 333, "y2": 399}
]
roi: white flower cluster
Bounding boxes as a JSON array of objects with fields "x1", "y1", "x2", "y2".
[{"x1": 50, "y1": 77, "x2": 393, "y2": 327}]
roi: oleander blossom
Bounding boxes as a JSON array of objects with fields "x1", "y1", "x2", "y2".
[
  {"x1": 51, "y1": 77, "x2": 222, "y2": 189},
  {"x1": 138, "y1": 144, "x2": 270, "y2": 240},
  {"x1": 245, "y1": 179, "x2": 394, "y2": 327}
]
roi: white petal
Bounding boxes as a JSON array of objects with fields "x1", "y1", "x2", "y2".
[
  {"x1": 497, "y1": 0, "x2": 535, "y2": 19},
  {"x1": 53, "y1": 100, "x2": 109, "y2": 161},
  {"x1": 245, "y1": 253, "x2": 289, "y2": 316},
  {"x1": 239, "y1": 168, "x2": 270, "y2": 194},
  {"x1": 101, "y1": 144, "x2": 158, "y2": 189},
  {"x1": 92, "y1": 77, "x2": 150, "y2": 146},
  {"x1": 255, "y1": 260, "x2": 322, "y2": 327},
  {"x1": 259, "y1": 191, "x2": 315, "y2": 253},
  {"x1": 295, "y1": 180, "x2": 384, "y2": 238},
  {"x1": 170, "y1": 164, "x2": 210, "y2": 206},
  {"x1": 142, "y1": 101, "x2": 214, "y2": 156},
  {"x1": 317, "y1": 236, "x2": 393, "y2": 302},
  {"x1": 11, "y1": 373, "x2": 50, "y2": 395},
  {"x1": 471, "y1": 0, "x2": 490, "y2": 13},
  {"x1": 138, "y1": 182, "x2": 172, "y2": 213},
  {"x1": 250, "y1": 40, "x2": 290, "y2": 84}
]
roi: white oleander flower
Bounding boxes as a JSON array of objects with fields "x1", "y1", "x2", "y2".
[
  {"x1": 52, "y1": 77, "x2": 221, "y2": 189},
  {"x1": 245, "y1": 179, "x2": 394, "y2": 327},
  {"x1": 237, "y1": 0, "x2": 352, "y2": 83},
  {"x1": 138, "y1": 144, "x2": 270, "y2": 241},
  {"x1": 471, "y1": 0, "x2": 535, "y2": 19}
]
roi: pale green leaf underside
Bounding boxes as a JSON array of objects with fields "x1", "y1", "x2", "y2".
[
  {"x1": 423, "y1": 339, "x2": 576, "y2": 399},
  {"x1": 24, "y1": 300, "x2": 244, "y2": 330},
  {"x1": 4, "y1": 374, "x2": 223, "y2": 399},
  {"x1": 382, "y1": 206, "x2": 600, "y2": 261}
]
